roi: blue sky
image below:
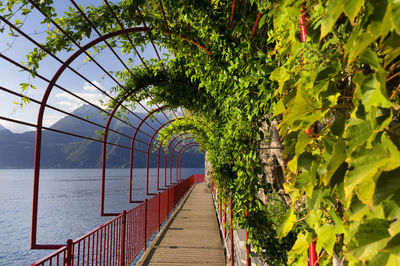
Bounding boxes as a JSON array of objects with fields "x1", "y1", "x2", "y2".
[{"x1": 0, "y1": 0, "x2": 166, "y2": 133}]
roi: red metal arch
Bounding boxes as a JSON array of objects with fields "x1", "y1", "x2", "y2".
[
  {"x1": 145, "y1": 119, "x2": 195, "y2": 196},
  {"x1": 170, "y1": 138, "x2": 194, "y2": 183},
  {"x1": 129, "y1": 105, "x2": 170, "y2": 203},
  {"x1": 163, "y1": 133, "x2": 192, "y2": 186},
  {"x1": 155, "y1": 128, "x2": 188, "y2": 190},
  {"x1": 175, "y1": 142, "x2": 197, "y2": 181},
  {"x1": 30, "y1": 24, "x2": 210, "y2": 248},
  {"x1": 100, "y1": 87, "x2": 166, "y2": 216},
  {"x1": 177, "y1": 143, "x2": 201, "y2": 180}
]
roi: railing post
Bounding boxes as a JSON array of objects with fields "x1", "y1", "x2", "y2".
[
  {"x1": 224, "y1": 200, "x2": 227, "y2": 238},
  {"x1": 230, "y1": 196, "x2": 234, "y2": 266},
  {"x1": 65, "y1": 239, "x2": 73, "y2": 266},
  {"x1": 309, "y1": 241, "x2": 318, "y2": 266},
  {"x1": 158, "y1": 192, "x2": 161, "y2": 232},
  {"x1": 173, "y1": 186, "x2": 176, "y2": 209},
  {"x1": 219, "y1": 198, "x2": 222, "y2": 222},
  {"x1": 120, "y1": 210, "x2": 126, "y2": 266},
  {"x1": 167, "y1": 188, "x2": 170, "y2": 217},
  {"x1": 245, "y1": 204, "x2": 251, "y2": 266},
  {"x1": 144, "y1": 199, "x2": 148, "y2": 251}
]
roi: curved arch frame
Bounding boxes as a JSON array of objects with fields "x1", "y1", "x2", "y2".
[
  {"x1": 177, "y1": 143, "x2": 201, "y2": 180},
  {"x1": 128, "y1": 105, "x2": 170, "y2": 203},
  {"x1": 100, "y1": 90, "x2": 167, "y2": 216},
  {"x1": 163, "y1": 132, "x2": 192, "y2": 186},
  {"x1": 31, "y1": 24, "x2": 210, "y2": 248},
  {"x1": 155, "y1": 128, "x2": 189, "y2": 189},
  {"x1": 170, "y1": 138, "x2": 194, "y2": 182},
  {"x1": 145, "y1": 119, "x2": 186, "y2": 195}
]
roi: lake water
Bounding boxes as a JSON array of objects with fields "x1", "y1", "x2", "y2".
[{"x1": 0, "y1": 168, "x2": 204, "y2": 265}]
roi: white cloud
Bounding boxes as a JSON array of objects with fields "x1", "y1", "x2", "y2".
[
  {"x1": 54, "y1": 81, "x2": 106, "y2": 111},
  {"x1": 43, "y1": 114, "x2": 64, "y2": 127},
  {"x1": 83, "y1": 81, "x2": 102, "y2": 92},
  {"x1": 57, "y1": 101, "x2": 82, "y2": 111}
]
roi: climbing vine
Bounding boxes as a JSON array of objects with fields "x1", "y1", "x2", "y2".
[{"x1": 3, "y1": 0, "x2": 400, "y2": 264}]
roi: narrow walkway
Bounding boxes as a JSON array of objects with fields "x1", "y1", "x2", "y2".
[{"x1": 137, "y1": 183, "x2": 225, "y2": 265}]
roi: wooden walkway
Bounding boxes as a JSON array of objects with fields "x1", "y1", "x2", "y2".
[{"x1": 137, "y1": 182, "x2": 225, "y2": 265}]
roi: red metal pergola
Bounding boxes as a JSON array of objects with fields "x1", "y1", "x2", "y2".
[
  {"x1": 0, "y1": 2, "x2": 318, "y2": 266},
  {"x1": 0, "y1": 0, "x2": 207, "y2": 249}
]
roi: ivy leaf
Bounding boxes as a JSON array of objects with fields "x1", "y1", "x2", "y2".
[
  {"x1": 258, "y1": 13, "x2": 267, "y2": 29},
  {"x1": 345, "y1": 0, "x2": 391, "y2": 64},
  {"x1": 277, "y1": 207, "x2": 296, "y2": 238},
  {"x1": 345, "y1": 134, "x2": 400, "y2": 204},
  {"x1": 320, "y1": 0, "x2": 343, "y2": 39},
  {"x1": 344, "y1": 143, "x2": 386, "y2": 202},
  {"x1": 279, "y1": 86, "x2": 323, "y2": 132},
  {"x1": 295, "y1": 130, "x2": 310, "y2": 156},
  {"x1": 329, "y1": 209, "x2": 345, "y2": 233},
  {"x1": 316, "y1": 224, "x2": 336, "y2": 255},
  {"x1": 347, "y1": 219, "x2": 391, "y2": 262},
  {"x1": 346, "y1": 118, "x2": 372, "y2": 152},
  {"x1": 287, "y1": 232, "x2": 311, "y2": 265},
  {"x1": 340, "y1": 0, "x2": 364, "y2": 24},
  {"x1": 20, "y1": 83, "x2": 29, "y2": 92},
  {"x1": 308, "y1": 188, "x2": 331, "y2": 210},
  {"x1": 358, "y1": 73, "x2": 392, "y2": 113},
  {"x1": 373, "y1": 168, "x2": 400, "y2": 206},
  {"x1": 389, "y1": 0, "x2": 400, "y2": 34},
  {"x1": 381, "y1": 32, "x2": 400, "y2": 67},
  {"x1": 358, "y1": 48, "x2": 380, "y2": 69},
  {"x1": 324, "y1": 141, "x2": 346, "y2": 186},
  {"x1": 273, "y1": 99, "x2": 286, "y2": 116},
  {"x1": 269, "y1": 67, "x2": 290, "y2": 95},
  {"x1": 384, "y1": 233, "x2": 400, "y2": 256},
  {"x1": 331, "y1": 115, "x2": 346, "y2": 137}
]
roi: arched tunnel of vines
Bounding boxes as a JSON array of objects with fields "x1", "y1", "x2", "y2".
[{"x1": 1, "y1": 0, "x2": 400, "y2": 265}]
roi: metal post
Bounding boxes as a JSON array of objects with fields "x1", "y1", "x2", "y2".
[
  {"x1": 167, "y1": 188, "x2": 170, "y2": 217},
  {"x1": 120, "y1": 210, "x2": 126, "y2": 266},
  {"x1": 165, "y1": 153, "x2": 168, "y2": 187},
  {"x1": 158, "y1": 192, "x2": 161, "y2": 232},
  {"x1": 66, "y1": 239, "x2": 73, "y2": 266},
  {"x1": 309, "y1": 241, "x2": 318, "y2": 266},
  {"x1": 230, "y1": 196, "x2": 234, "y2": 266},
  {"x1": 245, "y1": 206, "x2": 250, "y2": 266},
  {"x1": 170, "y1": 151, "x2": 173, "y2": 184},
  {"x1": 299, "y1": 8, "x2": 318, "y2": 265},
  {"x1": 157, "y1": 148, "x2": 160, "y2": 190},
  {"x1": 224, "y1": 200, "x2": 227, "y2": 238},
  {"x1": 144, "y1": 199, "x2": 148, "y2": 251},
  {"x1": 219, "y1": 199, "x2": 222, "y2": 222}
]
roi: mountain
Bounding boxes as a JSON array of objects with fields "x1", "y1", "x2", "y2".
[
  {"x1": 0, "y1": 124, "x2": 8, "y2": 131},
  {"x1": 0, "y1": 105, "x2": 204, "y2": 168}
]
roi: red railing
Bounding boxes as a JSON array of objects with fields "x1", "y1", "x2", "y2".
[
  {"x1": 31, "y1": 174, "x2": 202, "y2": 266},
  {"x1": 193, "y1": 174, "x2": 205, "y2": 183}
]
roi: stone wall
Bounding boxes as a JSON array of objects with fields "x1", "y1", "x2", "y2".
[
  {"x1": 204, "y1": 151, "x2": 212, "y2": 188},
  {"x1": 259, "y1": 119, "x2": 290, "y2": 204}
]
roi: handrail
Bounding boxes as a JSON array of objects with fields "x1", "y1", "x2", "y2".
[{"x1": 30, "y1": 174, "x2": 204, "y2": 266}]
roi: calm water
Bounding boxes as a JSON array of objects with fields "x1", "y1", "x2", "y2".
[{"x1": 0, "y1": 168, "x2": 204, "y2": 265}]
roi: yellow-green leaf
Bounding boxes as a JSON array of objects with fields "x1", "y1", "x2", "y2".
[
  {"x1": 321, "y1": 0, "x2": 343, "y2": 39},
  {"x1": 277, "y1": 207, "x2": 296, "y2": 238},
  {"x1": 340, "y1": 0, "x2": 364, "y2": 23}
]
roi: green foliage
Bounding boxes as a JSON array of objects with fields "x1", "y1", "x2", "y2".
[{"x1": 8, "y1": 0, "x2": 400, "y2": 264}]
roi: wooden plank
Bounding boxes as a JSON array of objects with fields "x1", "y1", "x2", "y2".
[{"x1": 137, "y1": 183, "x2": 225, "y2": 265}]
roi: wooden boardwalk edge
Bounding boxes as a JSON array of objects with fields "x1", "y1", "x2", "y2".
[{"x1": 136, "y1": 183, "x2": 226, "y2": 265}]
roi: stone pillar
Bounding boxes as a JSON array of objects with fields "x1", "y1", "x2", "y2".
[{"x1": 259, "y1": 119, "x2": 290, "y2": 204}]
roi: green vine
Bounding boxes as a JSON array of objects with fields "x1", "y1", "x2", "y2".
[{"x1": 4, "y1": 0, "x2": 400, "y2": 264}]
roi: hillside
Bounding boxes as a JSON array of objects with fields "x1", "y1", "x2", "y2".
[{"x1": 0, "y1": 105, "x2": 204, "y2": 168}]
